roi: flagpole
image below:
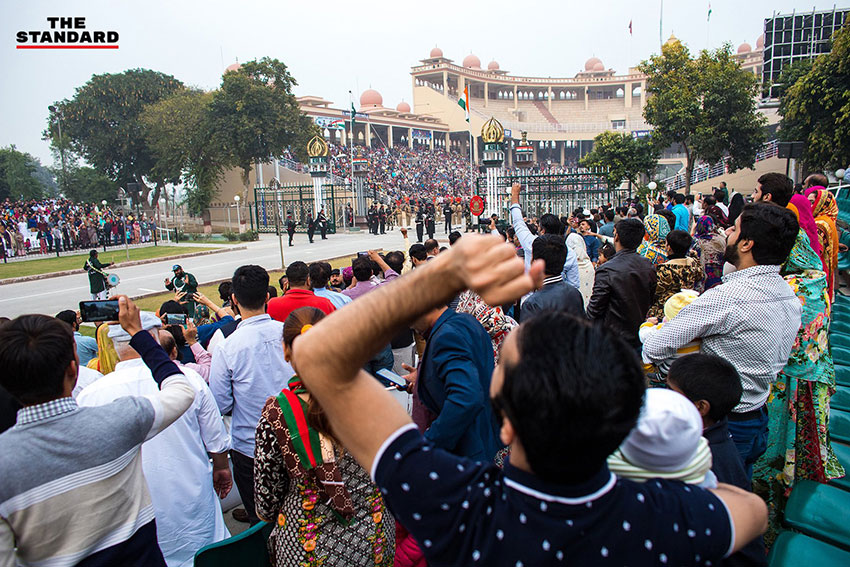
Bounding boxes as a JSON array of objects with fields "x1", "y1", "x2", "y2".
[
  {"x1": 659, "y1": 0, "x2": 664, "y2": 50},
  {"x1": 347, "y1": 90, "x2": 355, "y2": 231}
]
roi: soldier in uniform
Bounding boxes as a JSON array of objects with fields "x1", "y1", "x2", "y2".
[
  {"x1": 84, "y1": 250, "x2": 113, "y2": 300},
  {"x1": 317, "y1": 207, "x2": 328, "y2": 240},
  {"x1": 164, "y1": 264, "x2": 198, "y2": 317},
  {"x1": 426, "y1": 202, "x2": 436, "y2": 240},
  {"x1": 379, "y1": 205, "x2": 387, "y2": 235},
  {"x1": 443, "y1": 200, "x2": 454, "y2": 233},
  {"x1": 306, "y1": 212, "x2": 316, "y2": 243},
  {"x1": 286, "y1": 213, "x2": 296, "y2": 247},
  {"x1": 414, "y1": 206, "x2": 424, "y2": 243}
]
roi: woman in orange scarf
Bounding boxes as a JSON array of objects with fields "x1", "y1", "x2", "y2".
[{"x1": 808, "y1": 188, "x2": 839, "y2": 299}]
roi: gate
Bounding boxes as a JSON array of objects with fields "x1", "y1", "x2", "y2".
[
  {"x1": 253, "y1": 183, "x2": 341, "y2": 234},
  {"x1": 475, "y1": 170, "x2": 611, "y2": 219}
]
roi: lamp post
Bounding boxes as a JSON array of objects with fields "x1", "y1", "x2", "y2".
[
  {"x1": 49, "y1": 105, "x2": 67, "y2": 195},
  {"x1": 234, "y1": 195, "x2": 243, "y2": 233},
  {"x1": 159, "y1": 197, "x2": 168, "y2": 243}
]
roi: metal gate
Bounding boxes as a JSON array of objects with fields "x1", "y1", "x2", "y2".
[
  {"x1": 253, "y1": 183, "x2": 341, "y2": 234},
  {"x1": 475, "y1": 170, "x2": 611, "y2": 219}
]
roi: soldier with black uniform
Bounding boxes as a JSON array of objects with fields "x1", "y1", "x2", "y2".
[
  {"x1": 379, "y1": 205, "x2": 387, "y2": 235},
  {"x1": 443, "y1": 201, "x2": 453, "y2": 233},
  {"x1": 414, "y1": 206, "x2": 424, "y2": 243},
  {"x1": 286, "y1": 213, "x2": 296, "y2": 247},
  {"x1": 426, "y1": 202, "x2": 436, "y2": 240},
  {"x1": 306, "y1": 212, "x2": 315, "y2": 244},
  {"x1": 317, "y1": 207, "x2": 328, "y2": 240}
]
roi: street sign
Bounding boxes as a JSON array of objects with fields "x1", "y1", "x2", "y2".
[{"x1": 470, "y1": 195, "x2": 485, "y2": 216}]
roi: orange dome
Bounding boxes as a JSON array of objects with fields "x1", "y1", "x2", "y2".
[
  {"x1": 429, "y1": 47, "x2": 443, "y2": 58},
  {"x1": 463, "y1": 54, "x2": 481, "y2": 69},
  {"x1": 585, "y1": 57, "x2": 603, "y2": 72},
  {"x1": 737, "y1": 42, "x2": 752, "y2": 54},
  {"x1": 593, "y1": 62, "x2": 605, "y2": 72},
  {"x1": 224, "y1": 62, "x2": 241, "y2": 74},
  {"x1": 487, "y1": 60, "x2": 500, "y2": 71},
  {"x1": 360, "y1": 89, "x2": 383, "y2": 108},
  {"x1": 396, "y1": 101, "x2": 411, "y2": 113},
  {"x1": 756, "y1": 34, "x2": 764, "y2": 49}
]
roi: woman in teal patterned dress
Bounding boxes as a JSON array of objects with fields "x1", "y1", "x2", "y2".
[
  {"x1": 637, "y1": 214, "x2": 670, "y2": 266},
  {"x1": 753, "y1": 231, "x2": 845, "y2": 544}
]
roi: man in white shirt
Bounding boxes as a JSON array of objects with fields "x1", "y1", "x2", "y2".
[
  {"x1": 209, "y1": 264, "x2": 294, "y2": 524},
  {"x1": 79, "y1": 312, "x2": 232, "y2": 567}
]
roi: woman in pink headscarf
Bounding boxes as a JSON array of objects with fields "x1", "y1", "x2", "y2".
[{"x1": 786, "y1": 193, "x2": 823, "y2": 259}]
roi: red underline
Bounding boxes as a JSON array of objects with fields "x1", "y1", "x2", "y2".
[{"x1": 16, "y1": 45, "x2": 119, "y2": 49}]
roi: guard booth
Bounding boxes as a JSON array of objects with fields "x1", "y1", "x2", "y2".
[
  {"x1": 252, "y1": 183, "x2": 342, "y2": 234},
  {"x1": 474, "y1": 170, "x2": 611, "y2": 220}
]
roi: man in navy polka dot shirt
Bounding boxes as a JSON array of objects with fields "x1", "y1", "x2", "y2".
[{"x1": 294, "y1": 234, "x2": 768, "y2": 567}]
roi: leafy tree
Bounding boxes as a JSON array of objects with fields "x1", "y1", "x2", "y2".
[
  {"x1": 207, "y1": 57, "x2": 319, "y2": 197},
  {"x1": 141, "y1": 89, "x2": 227, "y2": 219},
  {"x1": 45, "y1": 69, "x2": 183, "y2": 209},
  {"x1": 579, "y1": 132, "x2": 659, "y2": 188},
  {"x1": 62, "y1": 166, "x2": 118, "y2": 203},
  {"x1": 639, "y1": 41, "x2": 766, "y2": 194},
  {"x1": 779, "y1": 26, "x2": 850, "y2": 170},
  {"x1": 0, "y1": 146, "x2": 47, "y2": 200}
]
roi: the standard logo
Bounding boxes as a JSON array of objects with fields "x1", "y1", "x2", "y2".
[{"x1": 16, "y1": 17, "x2": 119, "y2": 49}]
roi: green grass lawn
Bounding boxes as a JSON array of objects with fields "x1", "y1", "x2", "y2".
[{"x1": 0, "y1": 245, "x2": 220, "y2": 279}]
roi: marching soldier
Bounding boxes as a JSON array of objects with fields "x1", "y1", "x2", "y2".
[
  {"x1": 286, "y1": 213, "x2": 296, "y2": 247},
  {"x1": 379, "y1": 205, "x2": 387, "y2": 235},
  {"x1": 84, "y1": 249, "x2": 113, "y2": 300},
  {"x1": 425, "y1": 202, "x2": 436, "y2": 240},
  {"x1": 306, "y1": 212, "x2": 316, "y2": 244},
  {"x1": 317, "y1": 207, "x2": 328, "y2": 240},
  {"x1": 414, "y1": 206, "x2": 424, "y2": 243},
  {"x1": 443, "y1": 200, "x2": 453, "y2": 233},
  {"x1": 164, "y1": 264, "x2": 198, "y2": 317}
]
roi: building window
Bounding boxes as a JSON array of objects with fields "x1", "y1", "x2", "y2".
[{"x1": 612, "y1": 120, "x2": 626, "y2": 130}]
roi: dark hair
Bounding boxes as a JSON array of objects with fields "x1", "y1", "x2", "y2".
[
  {"x1": 351, "y1": 257, "x2": 373, "y2": 282},
  {"x1": 308, "y1": 262, "x2": 330, "y2": 289},
  {"x1": 159, "y1": 300, "x2": 186, "y2": 315},
  {"x1": 532, "y1": 234, "x2": 567, "y2": 276},
  {"x1": 684, "y1": 195, "x2": 694, "y2": 205},
  {"x1": 539, "y1": 213, "x2": 564, "y2": 236},
  {"x1": 409, "y1": 244, "x2": 427, "y2": 262},
  {"x1": 159, "y1": 330, "x2": 177, "y2": 357},
  {"x1": 165, "y1": 324, "x2": 187, "y2": 348},
  {"x1": 232, "y1": 265, "x2": 270, "y2": 310},
  {"x1": 267, "y1": 285, "x2": 278, "y2": 298},
  {"x1": 604, "y1": 209, "x2": 615, "y2": 221},
  {"x1": 599, "y1": 242, "x2": 615, "y2": 260},
  {"x1": 666, "y1": 190, "x2": 677, "y2": 199},
  {"x1": 757, "y1": 172, "x2": 794, "y2": 207},
  {"x1": 738, "y1": 203, "x2": 799, "y2": 265},
  {"x1": 805, "y1": 173, "x2": 829, "y2": 189},
  {"x1": 667, "y1": 354, "x2": 742, "y2": 422},
  {"x1": 728, "y1": 193, "x2": 745, "y2": 226},
  {"x1": 0, "y1": 315, "x2": 75, "y2": 404},
  {"x1": 89, "y1": 249, "x2": 98, "y2": 257},
  {"x1": 218, "y1": 281, "x2": 232, "y2": 303},
  {"x1": 614, "y1": 218, "x2": 645, "y2": 249},
  {"x1": 580, "y1": 218, "x2": 597, "y2": 232},
  {"x1": 278, "y1": 275, "x2": 288, "y2": 289},
  {"x1": 703, "y1": 195, "x2": 717, "y2": 207},
  {"x1": 55, "y1": 310, "x2": 77, "y2": 329},
  {"x1": 282, "y1": 307, "x2": 336, "y2": 442},
  {"x1": 666, "y1": 230, "x2": 693, "y2": 258},
  {"x1": 657, "y1": 209, "x2": 676, "y2": 231},
  {"x1": 384, "y1": 252, "x2": 404, "y2": 274},
  {"x1": 674, "y1": 193, "x2": 685, "y2": 205},
  {"x1": 448, "y1": 231, "x2": 462, "y2": 246},
  {"x1": 498, "y1": 314, "x2": 645, "y2": 482},
  {"x1": 424, "y1": 239, "x2": 439, "y2": 253},
  {"x1": 286, "y1": 261, "x2": 309, "y2": 286}
]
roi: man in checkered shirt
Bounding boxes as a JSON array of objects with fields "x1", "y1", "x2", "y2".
[{"x1": 643, "y1": 202, "x2": 801, "y2": 480}]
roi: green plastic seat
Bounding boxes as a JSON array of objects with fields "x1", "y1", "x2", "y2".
[
  {"x1": 784, "y1": 480, "x2": 850, "y2": 550},
  {"x1": 768, "y1": 531, "x2": 850, "y2": 566},
  {"x1": 831, "y1": 409, "x2": 850, "y2": 446},
  {"x1": 828, "y1": 442, "x2": 850, "y2": 491},
  {"x1": 836, "y1": 366, "x2": 850, "y2": 388},
  {"x1": 838, "y1": 230, "x2": 850, "y2": 271},
  {"x1": 833, "y1": 387, "x2": 850, "y2": 413},
  {"x1": 831, "y1": 335, "x2": 850, "y2": 350},
  {"x1": 832, "y1": 347, "x2": 850, "y2": 367},
  {"x1": 830, "y1": 322, "x2": 850, "y2": 336},
  {"x1": 194, "y1": 521, "x2": 272, "y2": 567}
]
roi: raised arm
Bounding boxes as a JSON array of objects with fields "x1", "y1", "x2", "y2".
[
  {"x1": 294, "y1": 235, "x2": 544, "y2": 474},
  {"x1": 508, "y1": 184, "x2": 535, "y2": 254}
]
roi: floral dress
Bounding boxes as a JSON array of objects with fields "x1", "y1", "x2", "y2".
[
  {"x1": 753, "y1": 231, "x2": 845, "y2": 545},
  {"x1": 255, "y1": 396, "x2": 395, "y2": 566},
  {"x1": 647, "y1": 256, "x2": 704, "y2": 320},
  {"x1": 691, "y1": 216, "x2": 726, "y2": 293}
]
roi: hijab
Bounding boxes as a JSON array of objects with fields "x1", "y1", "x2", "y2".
[
  {"x1": 637, "y1": 214, "x2": 670, "y2": 266},
  {"x1": 786, "y1": 194, "x2": 823, "y2": 257}
]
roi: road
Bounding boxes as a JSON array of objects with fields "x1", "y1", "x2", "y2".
[{"x1": 0, "y1": 228, "x2": 447, "y2": 318}]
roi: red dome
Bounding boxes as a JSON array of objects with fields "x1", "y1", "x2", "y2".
[
  {"x1": 487, "y1": 60, "x2": 500, "y2": 71},
  {"x1": 463, "y1": 54, "x2": 481, "y2": 69},
  {"x1": 429, "y1": 47, "x2": 443, "y2": 58},
  {"x1": 756, "y1": 34, "x2": 764, "y2": 49},
  {"x1": 224, "y1": 62, "x2": 241, "y2": 74},
  {"x1": 737, "y1": 42, "x2": 752, "y2": 54},
  {"x1": 585, "y1": 57, "x2": 603, "y2": 71},
  {"x1": 593, "y1": 62, "x2": 605, "y2": 72},
  {"x1": 396, "y1": 101, "x2": 411, "y2": 113},
  {"x1": 360, "y1": 89, "x2": 383, "y2": 108}
]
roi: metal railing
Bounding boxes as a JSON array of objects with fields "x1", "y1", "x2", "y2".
[{"x1": 658, "y1": 140, "x2": 780, "y2": 191}]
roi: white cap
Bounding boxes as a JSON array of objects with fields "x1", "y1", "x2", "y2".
[
  {"x1": 108, "y1": 311, "x2": 162, "y2": 340},
  {"x1": 620, "y1": 389, "x2": 703, "y2": 472}
]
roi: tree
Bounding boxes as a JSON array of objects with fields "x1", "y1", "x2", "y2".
[
  {"x1": 779, "y1": 26, "x2": 850, "y2": 170},
  {"x1": 46, "y1": 69, "x2": 183, "y2": 210},
  {"x1": 207, "y1": 57, "x2": 318, "y2": 197},
  {"x1": 0, "y1": 146, "x2": 47, "y2": 200},
  {"x1": 579, "y1": 132, "x2": 659, "y2": 188},
  {"x1": 62, "y1": 166, "x2": 119, "y2": 203},
  {"x1": 639, "y1": 41, "x2": 766, "y2": 194},
  {"x1": 141, "y1": 89, "x2": 227, "y2": 220}
]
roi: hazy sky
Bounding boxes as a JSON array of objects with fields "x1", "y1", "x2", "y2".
[{"x1": 0, "y1": 0, "x2": 838, "y2": 166}]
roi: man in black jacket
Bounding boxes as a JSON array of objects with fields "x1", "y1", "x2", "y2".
[
  {"x1": 521, "y1": 234, "x2": 584, "y2": 322},
  {"x1": 586, "y1": 218, "x2": 656, "y2": 348}
]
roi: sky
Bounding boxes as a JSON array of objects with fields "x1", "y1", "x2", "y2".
[{"x1": 0, "y1": 0, "x2": 839, "y2": 166}]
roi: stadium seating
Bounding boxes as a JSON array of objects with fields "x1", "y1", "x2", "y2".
[
  {"x1": 830, "y1": 409, "x2": 850, "y2": 445},
  {"x1": 768, "y1": 531, "x2": 850, "y2": 566},
  {"x1": 193, "y1": 521, "x2": 273, "y2": 567},
  {"x1": 829, "y1": 442, "x2": 850, "y2": 491},
  {"x1": 836, "y1": 366, "x2": 850, "y2": 388},
  {"x1": 832, "y1": 387, "x2": 850, "y2": 412},
  {"x1": 783, "y1": 480, "x2": 850, "y2": 550}
]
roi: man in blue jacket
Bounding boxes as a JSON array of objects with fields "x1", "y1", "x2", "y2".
[{"x1": 407, "y1": 305, "x2": 502, "y2": 461}]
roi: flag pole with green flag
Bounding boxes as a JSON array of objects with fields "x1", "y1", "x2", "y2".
[{"x1": 459, "y1": 84, "x2": 473, "y2": 201}]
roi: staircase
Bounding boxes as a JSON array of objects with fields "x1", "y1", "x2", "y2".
[{"x1": 532, "y1": 100, "x2": 560, "y2": 126}]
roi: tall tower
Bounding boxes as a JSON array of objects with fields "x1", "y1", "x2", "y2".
[
  {"x1": 481, "y1": 117, "x2": 505, "y2": 217},
  {"x1": 307, "y1": 135, "x2": 329, "y2": 215},
  {"x1": 352, "y1": 156, "x2": 369, "y2": 217}
]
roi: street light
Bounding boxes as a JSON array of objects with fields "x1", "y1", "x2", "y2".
[
  {"x1": 837, "y1": 169, "x2": 847, "y2": 181},
  {"x1": 234, "y1": 195, "x2": 242, "y2": 233},
  {"x1": 647, "y1": 181, "x2": 657, "y2": 191}
]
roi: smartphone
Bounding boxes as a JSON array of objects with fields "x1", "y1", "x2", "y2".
[
  {"x1": 357, "y1": 251, "x2": 369, "y2": 258},
  {"x1": 165, "y1": 313, "x2": 188, "y2": 326},
  {"x1": 376, "y1": 368, "x2": 407, "y2": 389},
  {"x1": 79, "y1": 300, "x2": 120, "y2": 323}
]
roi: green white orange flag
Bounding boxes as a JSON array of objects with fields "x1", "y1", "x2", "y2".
[{"x1": 458, "y1": 84, "x2": 469, "y2": 122}]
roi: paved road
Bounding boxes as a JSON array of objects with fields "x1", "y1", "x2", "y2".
[{"x1": 0, "y1": 229, "x2": 450, "y2": 318}]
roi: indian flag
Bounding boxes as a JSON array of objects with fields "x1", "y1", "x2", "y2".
[{"x1": 458, "y1": 84, "x2": 469, "y2": 122}]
